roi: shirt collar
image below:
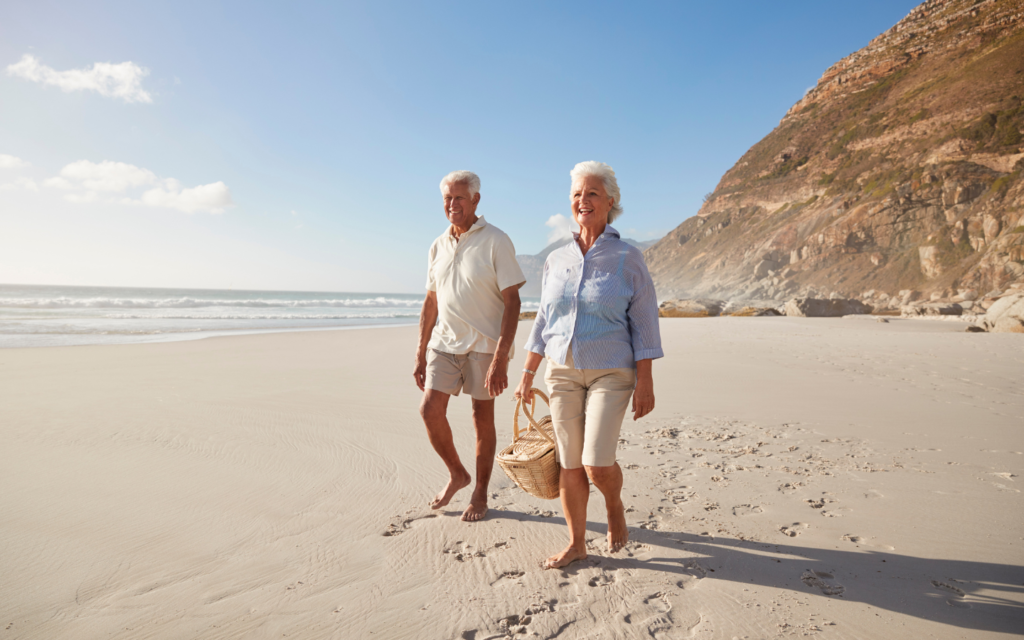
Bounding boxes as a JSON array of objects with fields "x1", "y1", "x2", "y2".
[
  {"x1": 449, "y1": 215, "x2": 487, "y2": 240},
  {"x1": 572, "y1": 224, "x2": 620, "y2": 241}
]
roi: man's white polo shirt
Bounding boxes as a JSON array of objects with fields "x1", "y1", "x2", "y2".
[{"x1": 426, "y1": 216, "x2": 526, "y2": 356}]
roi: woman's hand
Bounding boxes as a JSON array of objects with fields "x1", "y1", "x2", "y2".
[
  {"x1": 513, "y1": 373, "x2": 535, "y2": 405},
  {"x1": 632, "y1": 359, "x2": 655, "y2": 420}
]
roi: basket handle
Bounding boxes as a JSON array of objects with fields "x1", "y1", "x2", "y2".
[{"x1": 514, "y1": 387, "x2": 555, "y2": 445}]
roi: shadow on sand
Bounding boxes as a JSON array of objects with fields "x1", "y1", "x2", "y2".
[{"x1": 486, "y1": 510, "x2": 1024, "y2": 635}]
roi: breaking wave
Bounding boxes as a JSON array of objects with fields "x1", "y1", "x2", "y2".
[{"x1": 0, "y1": 297, "x2": 425, "y2": 309}]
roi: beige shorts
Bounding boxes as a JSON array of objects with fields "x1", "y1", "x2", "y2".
[
  {"x1": 425, "y1": 349, "x2": 494, "y2": 401},
  {"x1": 544, "y1": 347, "x2": 635, "y2": 469}
]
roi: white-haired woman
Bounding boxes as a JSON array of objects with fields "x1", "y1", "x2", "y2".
[{"x1": 514, "y1": 161, "x2": 663, "y2": 569}]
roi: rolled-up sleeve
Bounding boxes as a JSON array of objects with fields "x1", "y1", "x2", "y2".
[
  {"x1": 626, "y1": 256, "x2": 664, "y2": 361},
  {"x1": 524, "y1": 262, "x2": 550, "y2": 356}
]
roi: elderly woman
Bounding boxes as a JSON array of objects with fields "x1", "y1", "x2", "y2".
[{"x1": 514, "y1": 161, "x2": 663, "y2": 569}]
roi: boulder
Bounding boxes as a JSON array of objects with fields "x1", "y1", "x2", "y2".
[
  {"x1": 659, "y1": 299, "x2": 723, "y2": 318},
  {"x1": 783, "y1": 298, "x2": 873, "y2": 317},
  {"x1": 901, "y1": 303, "x2": 963, "y2": 317},
  {"x1": 729, "y1": 307, "x2": 784, "y2": 317},
  {"x1": 753, "y1": 260, "x2": 780, "y2": 278},
  {"x1": 981, "y1": 293, "x2": 1024, "y2": 333}
]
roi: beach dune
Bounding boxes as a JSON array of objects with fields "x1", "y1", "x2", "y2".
[{"x1": 1, "y1": 318, "x2": 1022, "y2": 638}]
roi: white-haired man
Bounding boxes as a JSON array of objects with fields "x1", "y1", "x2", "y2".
[{"x1": 414, "y1": 170, "x2": 526, "y2": 522}]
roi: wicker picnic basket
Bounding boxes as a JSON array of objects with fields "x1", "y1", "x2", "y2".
[{"x1": 496, "y1": 388, "x2": 560, "y2": 499}]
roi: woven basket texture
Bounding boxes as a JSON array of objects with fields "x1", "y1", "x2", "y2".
[{"x1": 497, "y1": 388, "x2": 560, "y2": 500}]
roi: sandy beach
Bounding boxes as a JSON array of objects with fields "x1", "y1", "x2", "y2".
[{"x1": 1, "y1": 318, "x2": 1022, "y2": 639}]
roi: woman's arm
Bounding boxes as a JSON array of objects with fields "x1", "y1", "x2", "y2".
[
  {"x1": 513, "y1": 351, "x2": 545, "y2": 404},
  {"x1": 632, "y1": 358, "x2": 654, "y2": 420}
]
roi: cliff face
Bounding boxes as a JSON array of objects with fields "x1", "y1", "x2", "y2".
[{"x1": 646, "y1": 0, "x2": 1024, "y2": 304}]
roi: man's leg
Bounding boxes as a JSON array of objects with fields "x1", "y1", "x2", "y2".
[
  {"x1": 463, "y1": 398, "x2": 496, "y2": 521},
  {"x1": 420, "y1": 389, "x2": 471, "y2": 509}
]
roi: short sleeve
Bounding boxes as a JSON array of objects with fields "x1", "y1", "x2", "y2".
[
  {"x1": 425, "y1": 241, "x2": 438, "y2": 292},
  {"x1": 494, "y1": 233, "x2": 526, "y2": 291}
]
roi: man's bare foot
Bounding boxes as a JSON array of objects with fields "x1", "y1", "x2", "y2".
[
  {"x1": 430, "y1": 472, "x2": 471, "y2": 510},
  {"x1": 461, "y1": 501, "x2": 488, "y2": 522},
  {"x1": 543, "y1": 544, "x2": 587, "y2": 569},
  {"x1": 607, "y1": 505, "x2": 629, "y2": 553}
]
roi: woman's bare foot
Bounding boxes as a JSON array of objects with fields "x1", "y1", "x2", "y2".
[
  {"x1": 607, "y1": 505, "x2": 629, "y2": 553},
  {"x1": 430, "y1": 471, "x2": 471, "y2": 509},
  {"x1": 543, "y1": 544, "x2": 587, "y2": 569},
  {"x1": 461, "y1": 501, "x2": 488, "y2": 522}
]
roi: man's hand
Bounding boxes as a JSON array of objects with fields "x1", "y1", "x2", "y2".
[
  {"x1": 485, "y1": 353, "x2": 509, "y2": 397},
  {"x1": 413, "y1": 354, "x2": 428, "y2": 391},
  {"x1": 632, "y1": 375, "x2": 655, "y2": 421}
]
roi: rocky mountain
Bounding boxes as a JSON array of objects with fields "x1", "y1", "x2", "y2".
[
  {"x1": 517, "y1": 237, "x2": 658, "y2": 297},
  {"x1": 645, "y1": 0, "x2": 1024, "y2": 307}
]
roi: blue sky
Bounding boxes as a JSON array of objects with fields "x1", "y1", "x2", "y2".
[{"x1": 0, "y1": 0, "x2": 921, "y2": 292}]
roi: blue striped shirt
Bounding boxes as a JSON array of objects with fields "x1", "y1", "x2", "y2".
[{"x1": 525, "y1": 225, "x2": 664, "y2": 369}]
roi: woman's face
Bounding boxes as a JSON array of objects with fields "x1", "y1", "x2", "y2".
[{"x1": 571, "y1": 176, "x2": 613, "y2": 231}]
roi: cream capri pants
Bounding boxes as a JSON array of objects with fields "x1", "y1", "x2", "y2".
[{"x1": 544, "y1": 347, "x2": 636, "y2": 470}]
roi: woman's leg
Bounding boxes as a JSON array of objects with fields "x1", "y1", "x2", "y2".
[
  {"x1": 544, "y1": 467, "x2": 590, "y2": 568},
  {"x1": 544, "y1": 351, "x2": 589, "y2": 569},
  {"x1": 580, "y1": 367, "x2": 635, "y2": 553},
  {"x1": 586, "y1": 463, "x2": 628, "y2": 552}
]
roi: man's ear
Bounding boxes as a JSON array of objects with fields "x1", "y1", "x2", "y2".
[{"x1": 473, "y1": 192, "x2": 481, "y2": 205}]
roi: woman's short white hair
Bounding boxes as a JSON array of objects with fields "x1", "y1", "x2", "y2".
[
  {"x1": 439, "y1": 170, "x2": 481, "y2": 196},
  {"x1": 570, "y1": 161, "x2": 623, "y2": 223}
]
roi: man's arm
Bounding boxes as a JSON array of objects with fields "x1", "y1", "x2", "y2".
[
  {"x1": 414, "y1": 291, "x2": 439, "y2": 391},
  {"x1": 484, "y1": 285, "x2": 522, "y2": 397}
]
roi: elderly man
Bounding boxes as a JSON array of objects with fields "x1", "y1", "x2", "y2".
[{"x1": 414, "y1": 170, "x2": 526, "y2": 522}]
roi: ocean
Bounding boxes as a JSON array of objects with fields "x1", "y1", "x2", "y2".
[{"x1": 0, "y1": 284, "x2": 542, "y2": 348}]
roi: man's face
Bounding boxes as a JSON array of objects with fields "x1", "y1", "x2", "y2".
[{"x1": 442, "y1": 181, "x2": 480, "y2": 229}]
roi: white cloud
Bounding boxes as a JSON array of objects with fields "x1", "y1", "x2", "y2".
[
  {"x1": 0, "y1": 177, "x2": 39, "y2": 191},
  {"x1": 42, "y1": 176, "x2": 74, "y2": 190},
  {"x1": 65, "y1": 191, "x2": 98, "y2": 204},
  {"x1": 60, "y1": 160, "x2": 157, "y2": 192},
  {"x1": 545, "y1": 213, "x2": 575, "y2": 245},
  {"x1": 6, "y1": 54, "x2": 152, "y2": 104},
  {"x1": 139, "y1": 181, "x2": 234, "y2": 214},
  {"x1": 45, "y1": 159, "x2": 233, "y2": 214},
  {"x1": 0, "y1": 154, "x2": 30, "y2": 169}
]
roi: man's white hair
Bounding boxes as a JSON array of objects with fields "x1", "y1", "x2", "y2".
[
  {"x1": 439, "y1": 170, "x2": 481, "y2": 196},
  {"x1": 570, "y1": 161, "x2": 623, "y2": 223}
]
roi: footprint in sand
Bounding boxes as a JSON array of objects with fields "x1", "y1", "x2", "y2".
[
  {"x1": 382, "y1": 513, "x2": 437, "y2": 537},
  {"x1": 732, "y1": 504, "x2": 763, "y2": 516},
  {"x1": 801, "y1": 570, "x2": 845, "y2": 596},
  {"x1": 494, "y1": 541, "x2": 511, "y2": 550},
  {"x1": 444, "y1": 544, "x2": 486, "y2": 562},
  {"x1": 525, "y1": 599, "x2": 557, "y2": 615},
  {"x1": 778, "y1": 482, "x2": 803, "y2": 494},
  {"x1": 492, "y1": 570, "x2": 525, "y2": 586},
  {"x1": 841, "y1": 534, "x2": 894, "y2": 551},
  {"x1": 496, "y1": 614, "x2": 532, "y2": 635},
  {"x1": 588, "y1": 572, "x2": 617, "y2": 587},
  {"x1": 804, "y1": 495, "x2": 836, "y2": 509},
  {"x1": 780, "y1": 522, "x2": 809, "y2": 537},
  {"x1": 931, "y1": 580, "x2": 965, "y2": 597},
  {"x1": 676, "y1": 560, "x2": 709, "y2": 589},
  {"x1": 864, "y1": 489, "x2": 884, "y2": 499},
  {"x1": 821, "y1": 507, "x2": 852, "y2": 518}
]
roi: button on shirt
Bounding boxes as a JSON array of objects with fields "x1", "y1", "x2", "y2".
[
  {"x1": 525, "y1": 225, "x2": 663, "y2": 369},
  {"x1": 426, "y1": 216, "x2": 526, "y2": 356}
]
